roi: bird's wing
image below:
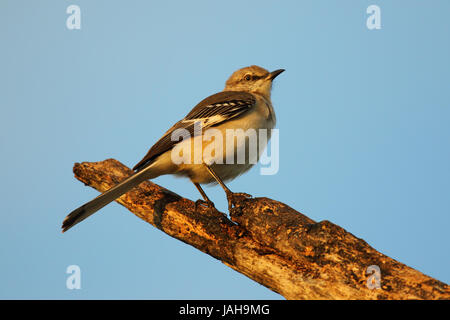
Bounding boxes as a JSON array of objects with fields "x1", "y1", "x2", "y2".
[{"x1": 133, "y1": 91, "x2": 256, "y2": 171}]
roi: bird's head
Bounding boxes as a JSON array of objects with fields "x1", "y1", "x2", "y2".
[{"x1": 224, "y1": 65, "x2": 285, "y2": 98}]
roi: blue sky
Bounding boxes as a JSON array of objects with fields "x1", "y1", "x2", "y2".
[{"x1": 1, "y1": 1, "x2": 449, "y2": 299}]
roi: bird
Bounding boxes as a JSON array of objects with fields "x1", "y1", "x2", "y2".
[{"x1": 62, "y1": 65, "x2": 284, "y2": 232}]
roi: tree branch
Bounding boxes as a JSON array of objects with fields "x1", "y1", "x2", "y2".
[{"x1": 72, "y1": 159, "x2": 449, "y2": 300}]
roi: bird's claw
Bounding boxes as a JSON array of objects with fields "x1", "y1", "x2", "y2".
[{"x1": 195, "y1": 199, "x2": 216, "y2": 211}]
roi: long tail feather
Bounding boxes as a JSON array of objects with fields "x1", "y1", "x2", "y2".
[{"x1": 62, "y1": 167, "x2": 152, "y2": 232}]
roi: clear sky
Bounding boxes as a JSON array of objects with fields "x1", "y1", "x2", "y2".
[{"x1": 1, "y1": 1, "x2": 449, "y2": 299}]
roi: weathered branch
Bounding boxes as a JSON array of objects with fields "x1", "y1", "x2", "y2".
[{"x1": 72, "y1": 159, "x2": 449, "y2": 300}]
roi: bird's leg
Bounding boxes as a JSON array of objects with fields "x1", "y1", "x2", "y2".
[
  {"x1": 203, "y1": 164, "x2": 252, "y2": 212},
  {"x1": 192, "y1": 181, "x2": 215, "y2": 210}
]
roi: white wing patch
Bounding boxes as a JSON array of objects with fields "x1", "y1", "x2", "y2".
[{"x1": 181, "y1": 114, "x2": 227, "y2": 127}]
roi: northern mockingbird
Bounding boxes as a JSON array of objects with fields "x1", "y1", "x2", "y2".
[{"x1": 62, "y1": 65, "x2": 284, "y2": 232}]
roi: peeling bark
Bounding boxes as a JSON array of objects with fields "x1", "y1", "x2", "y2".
[{"x1": 71, "y1": 159, "x2": 449, "y2": 300}]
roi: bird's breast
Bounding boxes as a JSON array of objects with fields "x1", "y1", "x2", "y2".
[{"x1": 174, "y1": 97, "x2": 276, "y2": 184}]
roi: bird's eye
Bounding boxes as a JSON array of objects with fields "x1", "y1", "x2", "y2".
[{"x1": 244, "y1": 74, "x2": 252, "y2": 81}]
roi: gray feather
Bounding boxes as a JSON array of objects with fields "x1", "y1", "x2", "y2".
[
  {"x1": 61, "y1": 166, "x2": 153, "y2": 232},
  {"x1": 133, "y1": 91, "x2": 255, "y2": 172}
]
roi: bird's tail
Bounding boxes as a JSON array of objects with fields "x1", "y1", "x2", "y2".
[{"x1": 61, "y1": 166, "x2": 153, "y2": 233}]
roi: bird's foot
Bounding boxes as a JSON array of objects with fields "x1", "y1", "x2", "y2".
[
  {"x1": 226, "y1": 191, "x2": 252, "y2": 213},
  {"x1": 195, "y1": 199, "x2": 216, "y2": 211}
]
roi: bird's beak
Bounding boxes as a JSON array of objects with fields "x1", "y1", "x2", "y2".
[{"x1": 268, "y1": 69, "x2": 285, "y2": 80}]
